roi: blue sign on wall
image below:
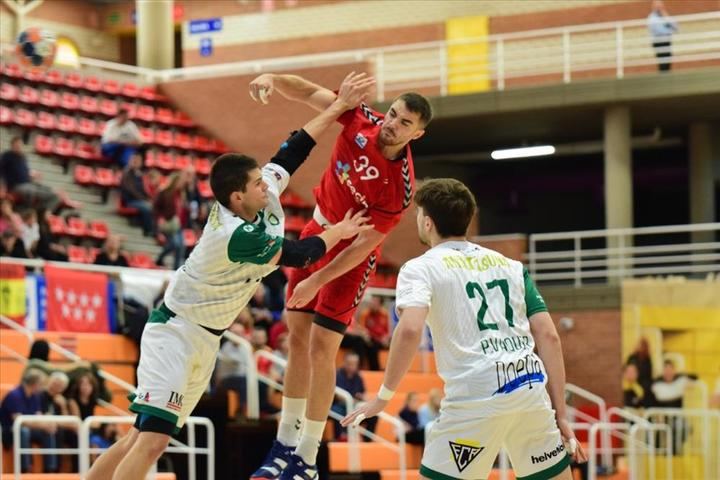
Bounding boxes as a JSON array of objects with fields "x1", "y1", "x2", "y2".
[
  {"x1": 199, "y1": 38, "x2": 213, "y2": 57},
  {"x1": 189, "y1": 18, "x2": 222, "y2": 35}
]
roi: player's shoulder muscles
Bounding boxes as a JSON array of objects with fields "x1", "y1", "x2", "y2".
[
  {"x1": 228, "y1": 222, "x2": 283, "y2": 265},
  {"x1": 523, "y1": 267, "x2": 548, "y2": 317}
]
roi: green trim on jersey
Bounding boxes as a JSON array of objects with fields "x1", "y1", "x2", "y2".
[
  {"x1": 516, "y1": 453, "x2": 570, "y2": 480},
  {"x1": 419, "y1": 464, "x2": 468, "y2": 480},
  {"x1": 129, "y1": 401, "x2": 179, "y2": 426},
  {"x1": 523, "y1": 267, "x2": 548, "y2": 317},
  {"x1": 227, "y1": 215, "x2": 283, "y2": 264}
]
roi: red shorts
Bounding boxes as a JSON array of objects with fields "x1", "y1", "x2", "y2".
[{"x1": 286, "y1": 219, "x2": 377, "y2": 333}]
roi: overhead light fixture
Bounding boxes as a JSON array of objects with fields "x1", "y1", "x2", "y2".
[{"x1": 491, "y1": 145, "x2": 556, "y2": 160}]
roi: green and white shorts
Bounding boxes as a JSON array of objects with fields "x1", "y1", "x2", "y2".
[
  {"x1": 420, "y1": 406, "x2": 570, "y2": 480},
  {"x1": 129, "y1": 306, "x2": 221, "y2": 431}
]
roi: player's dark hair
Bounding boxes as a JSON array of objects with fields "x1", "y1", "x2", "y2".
[
  {"x1": 397, "y1": 92, "x2": 433, "y2": 127},
  {"x1": 414, "y1": 178, "x2": 476, "y2": 237},
  {"x1": 210, "y1": 154, "x2": 259, "y2": 208}
]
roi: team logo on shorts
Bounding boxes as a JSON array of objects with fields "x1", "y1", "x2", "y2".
[
  {"x1": 355, "y1": 133, "x2": 368, "y2": 149},
  {"x1": 449, "y1": 439, "x2": 484, "y2": 473},
  {"x1": 167, "y1": 391, "x2": 184, "y2": 412}
]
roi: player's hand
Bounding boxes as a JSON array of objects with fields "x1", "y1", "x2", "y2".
[
  {"x1": 340, "y1": 397, "x2": 388, "y2": 428},
  {"x1": 249, "y1": 73, "x2": 275, "y2": 104},
  {"x1": 336, "y1": 71, "x2": 376, "y2": 110},
  {"x1": 332, "y1": 209, "x2": 373, "y2": 240},
  {"x1": 557, "y1": 418, "x2": 587, "y2": 463},
  {"x1": 287, "y1": 276, "x2": 322, "y2": 309}
]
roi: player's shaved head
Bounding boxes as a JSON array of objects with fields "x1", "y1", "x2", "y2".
[
  {"x1": 415, "y1": 178, "x2": 476, "y2": 237},
  {"x1": 210, "y1": 153, "x2": 259, "y2": 208}
]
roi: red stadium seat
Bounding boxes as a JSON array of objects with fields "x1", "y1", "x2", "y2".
[
  {"x1": 64, "y1": 72, "x2": 83, "y2": 89},
  {"x1": 47, "y1": 215, "x2": 65, "y2": 235},
  {"x1": 174, "y1": 111, "x2": 194, "y2": 127},
  {"x1": 53, "y1": 137, "x2": 74, "y2": 158},
  {"x1": 174, "y1": 154, "x2": 192, "y2": 171},
  {"x1": 102, "y1": 79, "x2": 121, "y2": 95},
  {"x1": 75, "y1": 141, "x2": 101, "y2": 161},
  {"x1": 68, "y1": 245, "x2": 89, "y2": 264},
  {"x1": 38, "y1": 89, "x2": 59, "y2": 108},
  {"x1": 23, "y1": 69, "x2": 45, "y2": 82},
  {"x1": 96, "y1": 120, "x2": 107, "y2": 135},
  {"x1": 122, "y1": 82, "x2": 140, "y2": 98},
  {"x1": 174, "y1": 132, "x2": 192, "y2": 150},
  {"x1": 192, "y1": 135, "x2": 211, "y2": 152},
  {"x1": 60, "y1": 92, "x2": 79, "y2": 110},
  {"x1": 57, "y1": 114, "x2": 77, "y2": 133},
  {"x1": 193, "y1": 158, "x2": 211, "y2": 176},
  {"x1": 79, "y1": 95, "x2": 99, "y2": 114},
  {"x1": 84, "y1": 76, "x2": 102, "y2": 92},
  {"x1": 99, "y1": 99, "x2": 118, "y2": 117},
  {"x1": 144, "y1": 150, "x2": 157, "y2": 169},
  {"x1": 0, "y1": 83, "x2": 18, "y2": 101},
  {"x1": 14, "y1": 108, "x2": 35, "y2": 127},
  {"x1": 136, "y1": 105, "x2": 154, "y2": 122},
  {"x1": 65, "y1": 217, "x2": 87, "y2": 237},
  {"x1": 139, "y1": 128, "x2": 155, "y2": 144},
  {"x1": 36, "y1": 111, "x2": 56, "y2": 130},
  {"x1": 0, "y1": 105, "x2": 13, "y2": 125},
  {"x1": 94, "y1": 168, "x2": 115, "y2": 187},
  {"x1": 121, "y1": 102, "x2": 137, "y2": 118},
  {"x1": 3, "y1": 63, "x2": 23, "y2": 78},
  {"x1": 87, "y1": 247, "x2": 100, "y2": 263},
  {"x1": 34, "y1": 135, "x2": 54, "y2": 155},
  {"x1": 155, "y1": 151, "x2": 174, "y2": 171},
  {"x1": 156, "y1": 130, "x2": 173, "y2": 147},
  {"x1": 280, "y1": 191, "x2": 311, "y2": 209},
  {"x1": 140, "y1": 86, "x2": 160, "y2": 102},
  {"x1": 117, "y1": 197, "x2": 139, "y2": 216},
  {"x1": 77, "y1": 118, "x2": 98, "y2": 137},
  {"x1": 45, "y1": 70, "x2": 63, "y2": 85},
  {"x1": 74, "y1": 165, "x2": 94, "y2": 186},
  {"x1": 155, "y1": 108, "x2": 174, "y2": 125},
  {"x1": 18, "y1": 86, "x2": 38, "y2": 104},
  {"x1": 197, "y1": 180, "x2": 213, "y2": 199},
  {"x1": 209, "y1": 139, "x2": 229, "y2": 153},
  {"x1": 128, "y1": 252, "x2": 154, "y2": 269},
  {"x1": 88, "y1": 220, "x2": 109, "y2": 240},
  {"x1": 183, "y1": 229, "x2": 198, "y2": 248}
]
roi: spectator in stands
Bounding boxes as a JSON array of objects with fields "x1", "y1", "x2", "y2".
[
  {"x1": 120, "y1": 154, "x2": 155, "y2": 237},
  {"x1": 0, "y1": 368, "x2": 59, "y2": 473},
  {"x1": 331, "y1": 352, "x2": 377, "y2": 440},
  {"x1": 622, "y1": 363, "x2": 645, "y2": 411},
  {"x1": 262, "y1": 268, "x2": 288, "y2": 312},
  {"x1": 339, "y1": 321, "x2": 370, "y2": 370},
  {"x1": 250, "y1": 283, "x2": 275, "y2": 332},
  {"x1": 647, "y1": 0, "x2": 677, "y2": 72},
  {"x1": 357, "y1": 295, "x2": 391, "y2": 370},
  {"x1": 40, "y1": 371, "x2": 70, "y2": 417},
  {"x1": 269, "y1": 311, "x2": 289, "y2": 350},
  {"x1": 144, "y1": 168, "x2": 163, "y2": 198},
  {"x1": 651, "y1": 359, "x2": 697, "y2": 408},
  {"x1": 399, "y1": 391, "x2": 425, "y2": 445},
  {"x1": 89, "y1": 423, "x2": 119, "y2": 463},
  {"x1": 67, "y1": 372, "x2": 99, "y2": 421},
  {"x1": 626, "y1": 337, "x2": 654, "y2": 406},
  {"x1": 418, "y1": 388, "x2": 442, "y2": 432},
  {"x1": 270, "y1": 333, "x2": 290, "y2": 381},
  {"x1": 94, "y1": 235, "x2": 129, "y2": 267},
  {"x1": 153, "y1": 171, "x2": 186, "y2": 269},
  {"x1": 183, "y1": 166, "x2": 209, "y2": 231},
  {"x1": 100, "y1": 109, "x2": 142, "y2": 168},
  {"x1": 35, "y1": 208, "x2": 68, "y2": 261},
  {"x1": 0, "y1": 228, "x2": 27, "y2": 258},
  {"x1": 18, "y1": 208, "x2": 40, "y2": 257},
  {"x1": 0, "y1": 198, "x2": 22, "y2": 235}
]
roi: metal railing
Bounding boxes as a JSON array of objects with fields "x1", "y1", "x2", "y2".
[
  {"x1": 222, "y1": 329, "x2": 260, "y2": 420},
  {"x1": 528, "y1": 222, "x2": 720, "y2": 286},
  {"x1": 2, "y1": 11, "x2": 718, "y2": 94},
  {"x1": 565, "y1": 383, "x2": 612, "y2": 470},
  {"x1": 12, "y1": 414, "x2": 83, "y2": 480}
]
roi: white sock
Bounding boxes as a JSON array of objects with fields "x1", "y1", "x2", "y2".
[
  {"x1": 295, "y1": 418, "x2": 325, "y2": 465},
  {"x1": 277, "y1": 396, "x2": 306, "y2": 447}
]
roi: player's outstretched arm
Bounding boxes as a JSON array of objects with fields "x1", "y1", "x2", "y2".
[
  {"x1": 530, "y1": 311, "x2": 588, "y2": 464},
  {"x1": 341, "y1": 306, "x2": 428, "y2": 427},
  {"x1": 250, "y1": 73, "x2": 337, "y2": 111}
]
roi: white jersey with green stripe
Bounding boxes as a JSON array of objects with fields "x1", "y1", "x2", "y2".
[
  {"x1": 164, "y1": 163, "x2": 289, "y2": 330},
  {"x1": 395, "y1": 240, "x2": 551, "y2": 416}
]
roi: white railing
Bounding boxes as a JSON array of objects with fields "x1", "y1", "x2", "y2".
[
  {"x1": 565, "y1": 383, "x2": 612, "y2": 470},
  {"x1": 222, "y1": 330, "x2": 260, "y2": 420},
  {"x1": 2, "y1": 11, "x2": 718, "y2": 94},
  {"x1": 12, "y1": 414, "x2": 83, "y2": 480},
  {"x1": 528, "y1": 222, "x2": 720, "y2": 286}
]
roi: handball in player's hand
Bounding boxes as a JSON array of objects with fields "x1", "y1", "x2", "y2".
[
  {"x1": 16, "y1": 27, "x2": 57, "y2": 69},
  {"x1": 336, "y1": 71, "x2": 376, "y2": 109},
  {"x1": 334, "y1": 209, "x2": 373, "y2": 239},
  {"x1": 249, "y1": 74, "x2": 275, "y2": 104}
]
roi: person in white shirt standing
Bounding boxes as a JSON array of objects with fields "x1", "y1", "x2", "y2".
[
  {"x1": 647, "y1": 0, "x2": 678, "y2": 72},
  {"x1": 343, "y1": 178, "x2": 588, "y2": 480},
  {"x1": 101, "y1": 108, "x2": 143, "y2": 167}
]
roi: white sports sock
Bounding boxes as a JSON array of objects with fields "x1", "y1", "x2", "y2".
[
  {"x1": 277, "y1": 396, "x2": 307, "y2": 447},
  {"x1": 295, "y1": 418, "x2": 325, "y2": 465}
]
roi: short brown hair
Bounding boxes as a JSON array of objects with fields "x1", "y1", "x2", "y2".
[
  {"x1": 397, "y1": 92, "x2": 433, "y2": 127},
  {"x1": 210, "y1": 154, "x2": 258, "y2": 208},
  {"x1": 414, "y1": 178, "x2": 476, "y2": 237}
]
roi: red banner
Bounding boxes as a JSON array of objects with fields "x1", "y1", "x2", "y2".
[{"x1": 45, "y1": 265, "x2": 109, "y2": 333}]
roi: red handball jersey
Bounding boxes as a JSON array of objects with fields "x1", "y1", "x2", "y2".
[{"x1": 313, "y1": 104, "x2": 415, "y2": 234}]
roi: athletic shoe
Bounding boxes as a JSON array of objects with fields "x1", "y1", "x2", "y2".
[
  {"x1": 278, "y1": 453, "x2": 319, "y2": 480},
  {"x1": 250, "y1": 440, "x2": 294, "y2": 479}
]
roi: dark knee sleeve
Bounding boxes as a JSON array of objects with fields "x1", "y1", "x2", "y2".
[
  {"x1": 313, "y1": 313, "x2": 348, "y2": 335},
  {"x1": 133, "y1": 413, "x2": 177, "y2": 436}
]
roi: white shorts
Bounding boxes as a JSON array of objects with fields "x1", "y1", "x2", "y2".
[
  {"x1": 420, "y1": 405, "x2": 570, "y2": 480},
  {"x1": 129, "y1": 307, "x2": 221, "y2": 431}
]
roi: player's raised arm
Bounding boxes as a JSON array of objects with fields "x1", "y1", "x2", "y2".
[{"x1": 250, "y1": 72, "x2": 367, "y2": 112}]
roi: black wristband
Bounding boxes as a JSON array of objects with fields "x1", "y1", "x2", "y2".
[{"x1": 279, "y1": 235, "x2": 327, "y2": 268}]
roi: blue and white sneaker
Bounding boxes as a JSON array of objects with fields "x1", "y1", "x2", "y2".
[
  {"x1": 251, "y1": 440, "x2": 294, "y2": 479},
  {"x1": 278, "y1": 453, "x2": 319, "y2": 480}
]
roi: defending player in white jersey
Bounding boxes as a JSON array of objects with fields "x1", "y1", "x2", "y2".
[
  {"x1": 86, "y1": 72, "x2": 376, "y2": 480},
  {"x1": 343, "y1": 179, "x2": 588, "y2": 480}
]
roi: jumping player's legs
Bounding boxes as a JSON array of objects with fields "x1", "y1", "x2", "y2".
[
  {"x1": 113, "y1": 431, "x2": 171, "y2": 479},
  {"x1": 86, "y1": 427, "x2": 139, "y2": 480}
]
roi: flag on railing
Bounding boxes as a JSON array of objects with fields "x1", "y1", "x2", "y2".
[
  {"x1": 45, "y1": 265, "x2": 110, "y2": 333},
  {"x1": 0, "y1": 262, "x2": 26, "y2": 325}
]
